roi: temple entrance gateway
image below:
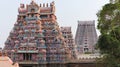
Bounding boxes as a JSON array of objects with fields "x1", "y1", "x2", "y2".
[{"x1": 3, "y1": 0, "x2": 76, "y2": 67}]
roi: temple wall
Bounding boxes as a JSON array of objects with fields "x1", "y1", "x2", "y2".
[{"x1": 19, "y1": 63, "x2": 105, "y2": 67}]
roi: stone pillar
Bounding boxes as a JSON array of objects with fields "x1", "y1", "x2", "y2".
[
  {"x1": 29, "y1": 53, "x2": 31, "y2": 60},
  {"x1": 25, "y1": 53, "x2": 26, "y2": 60}
]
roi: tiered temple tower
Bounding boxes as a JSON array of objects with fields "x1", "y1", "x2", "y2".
[
  {"x1": 75, "y1": 21, "x2": 97, "y2": 54},
  {"x1": 3, "y1": 1, "x2": 72, "y2": 67},
  {"x1": 61, "y1": 27, "x2": 77, "y2": 59}
]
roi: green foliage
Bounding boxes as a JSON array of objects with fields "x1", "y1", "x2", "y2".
[
  {"x1": 97, "y1": 1, "x2": 120, "y2": 67},
  {"x1": 84, "y1": 52, "x2": 92, "y2": 54},
  {"x1": 97, "y1": 34, "x2": 119, "y2": 54},
  {"x1": 97, "y1": 34, "x2": 120, "y2": 67},
  {"x1": 97, "y1": 3, "x2": 117, "y2": 34}
]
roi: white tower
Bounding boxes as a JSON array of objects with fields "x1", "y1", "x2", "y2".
[
  {"x1": 110, "y1": 0, "x2": 118, "y2": 4},
  {"x1": 75, "y1": 20, "x2": 98, "y2": 54}
]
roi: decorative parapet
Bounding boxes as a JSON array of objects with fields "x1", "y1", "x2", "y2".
[
  {"x1": 68, "y1": 54, "x2": 102, "y2": 63},
  {"x1": 78, "y1": 54, "x2": 100, "y2": 59}
]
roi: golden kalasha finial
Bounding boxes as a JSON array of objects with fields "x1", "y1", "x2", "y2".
[
  {"x1": 31, "y1": 0, "x2": 36, "y2": 4},
  {"x1": 32, "y1": 0, "x2": 36, "y2": 3}
]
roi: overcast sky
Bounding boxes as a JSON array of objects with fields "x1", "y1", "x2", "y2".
[{"x1": 0, "y1": 0, "x2": 109, "y2": 48}]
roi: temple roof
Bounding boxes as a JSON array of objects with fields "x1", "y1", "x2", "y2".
[
  {"x1": 78, "y1": 20, "x2": 95, "y2": 25},
  {"x1": 18, "y1": 1, "x2": 55, "y2": 14},
  {"x1": 0, "y1": 56, "x2": 19, "y2": 67}
]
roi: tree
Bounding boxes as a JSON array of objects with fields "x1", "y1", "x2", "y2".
[{"x1": 97, "y1": 1, "x2": 120, "y2": 67}]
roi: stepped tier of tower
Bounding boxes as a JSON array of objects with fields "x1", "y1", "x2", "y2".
[{"x1": 3, "y1": 1, "x2": 74, "y2": 65}]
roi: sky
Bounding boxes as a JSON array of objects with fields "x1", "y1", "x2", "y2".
[{"x1": 0, "y1": 0, "x2": 109, "y2": 48}]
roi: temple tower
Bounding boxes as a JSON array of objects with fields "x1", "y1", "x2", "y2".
[
  {"x1": 75, "y1": 20, "x2": 97, "y2": 54},
  {"x1": 3, "y1": 1, "x2": 72, "y2": 67},
  {"x1": 61, "y1": 27, "x2": 77, "y2": 59}
]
